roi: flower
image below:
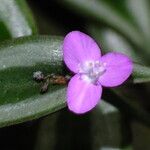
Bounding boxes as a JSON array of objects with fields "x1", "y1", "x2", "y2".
[{"x1": 63, "y1": 31, "x2": 133, "y2": 114}]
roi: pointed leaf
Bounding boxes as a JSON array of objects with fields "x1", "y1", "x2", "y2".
[
  {"x1": 60, "y1": 0, "x2": 143, "y2": 48},
  {"x1": 0, "y1": 0, "x2": 37, "y2": 40},
  {"x1": 35, "y1": 101, "x2": 132, "y2": 150},
  {"x1": 126, "y1": 0, "x2": 150, "y2": 41},
  {"x1": 88, "y1": 26, "x2": 150, "y2": 79},
  {"x1": 87, "y1": 25, "x2": 144, "y2": 63},
  {"x1": 0, "y1": 35, "x2": 149, "y2": 128},
  {"x1": 133, "y1": 64, "x2": 150, "y2": 83},
  {"x1": 0, "y1": 36, "x2": 66, "y2": 127}
]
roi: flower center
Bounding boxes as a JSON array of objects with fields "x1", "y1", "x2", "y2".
[{"x1": 78, "y1": 61, "x2": 106, "y2": 84}]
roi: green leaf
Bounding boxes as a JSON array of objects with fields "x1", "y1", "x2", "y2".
[
  {"x1": 111, "y1": 85, "x2": 150, "y2": 126},
  {"x1": 87, "y1": 26, "x2": 150, "y2": 125},
  {"x1": 0, "y1": 35, "x2": 149, "y2": 128},
  {"x1": 0, "y1": 36, "x2": 66, "y2": 128},
  {"x1": 60, "y1": 0, "x2": 143, "y2": 48},
  {"x1": 126, "y1": 0, "x2": 150, "y2": 41},
  {"x1": 133, "y1": 64, "x2": 150, "y2": 83},
  {"x1": 131, "y1": 121, "x2": 150, "y2": 150},
  {"x1": 87, "y1": 25, "x2": 144, "y2": 64},
  {"x1": 123, "y1": 146, "x2": 133, "y2": 150},
  {"x1": 126, "y1": 0, "x2": 150, "y2": 55},
  {"x1": 0, "y1": 0, "x2": 37, "y2": 40},
  {"x1": 35, "y1": 101, "x2": 131, "y2": 150},
  {"x1": 88, "y1": 25, "x2": 150, "y2": 83}
]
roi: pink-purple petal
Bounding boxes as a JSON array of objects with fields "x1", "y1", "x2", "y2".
[
  {"x1": 67, "y1": 74, "x2": 102, "y2": 114},
  {"x1": 63, "y1": 31, "x2": 101, "y2": 73},
  {"x1": 99, "y1": 52, "x2": 133, "y2": 87}
]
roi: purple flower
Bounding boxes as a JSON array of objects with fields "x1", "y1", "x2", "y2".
[{"x1": 63, "y1": 31, "x2": 133, "y2": 114}]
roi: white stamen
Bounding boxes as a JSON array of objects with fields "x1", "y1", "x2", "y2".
[{"x1": 79, "y1": 61, "x2": 106, "y2": 84}]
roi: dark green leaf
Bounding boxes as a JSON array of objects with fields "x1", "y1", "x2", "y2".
[
  {"x1": 126, "y1": 0, "x2": 150, "y2": 55},
  {"x1": 126, "y1": 0, "x2": 150, "y2": 42},
  {"x1": 87, "y1": 25, "x2": 144, "y2": 63},
  {"x1": 0, "y1": 35, "x2": 149, "y2": 128},
  {"x1": 133, "y1": 64, "x2": 150, "y2": 83},
  {"x1": 87, "y1": 26, "x2": 150, "y2": 125},
  {"x1": 61, "y1": 0, "x2": 143, "y2": 48},
  {"x1": 0, "y1": 36, "x2": 66, "y2": 127},
  {"x1": 111, "y1": 85, "x2": 150, "y2": 126},
  {"x1": 131, "y1": 121, "x2": 150, "y2": 150},
  {"x1": 88, "y1": 25, "x2": 150, "y2": 83},
  {"x1": 35, "y1": 101, "x2": 131, "y2": 150},
  {"x1": 0, "y1": 0, "x2": 37, "y2": 40},
  {"x1": 123, "y1": 146, "x2": 133, "y2": 150}
]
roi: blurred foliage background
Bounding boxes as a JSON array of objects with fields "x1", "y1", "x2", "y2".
[{"x1": 0, "y1": 0, "x2": 150, "y2": 150}]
